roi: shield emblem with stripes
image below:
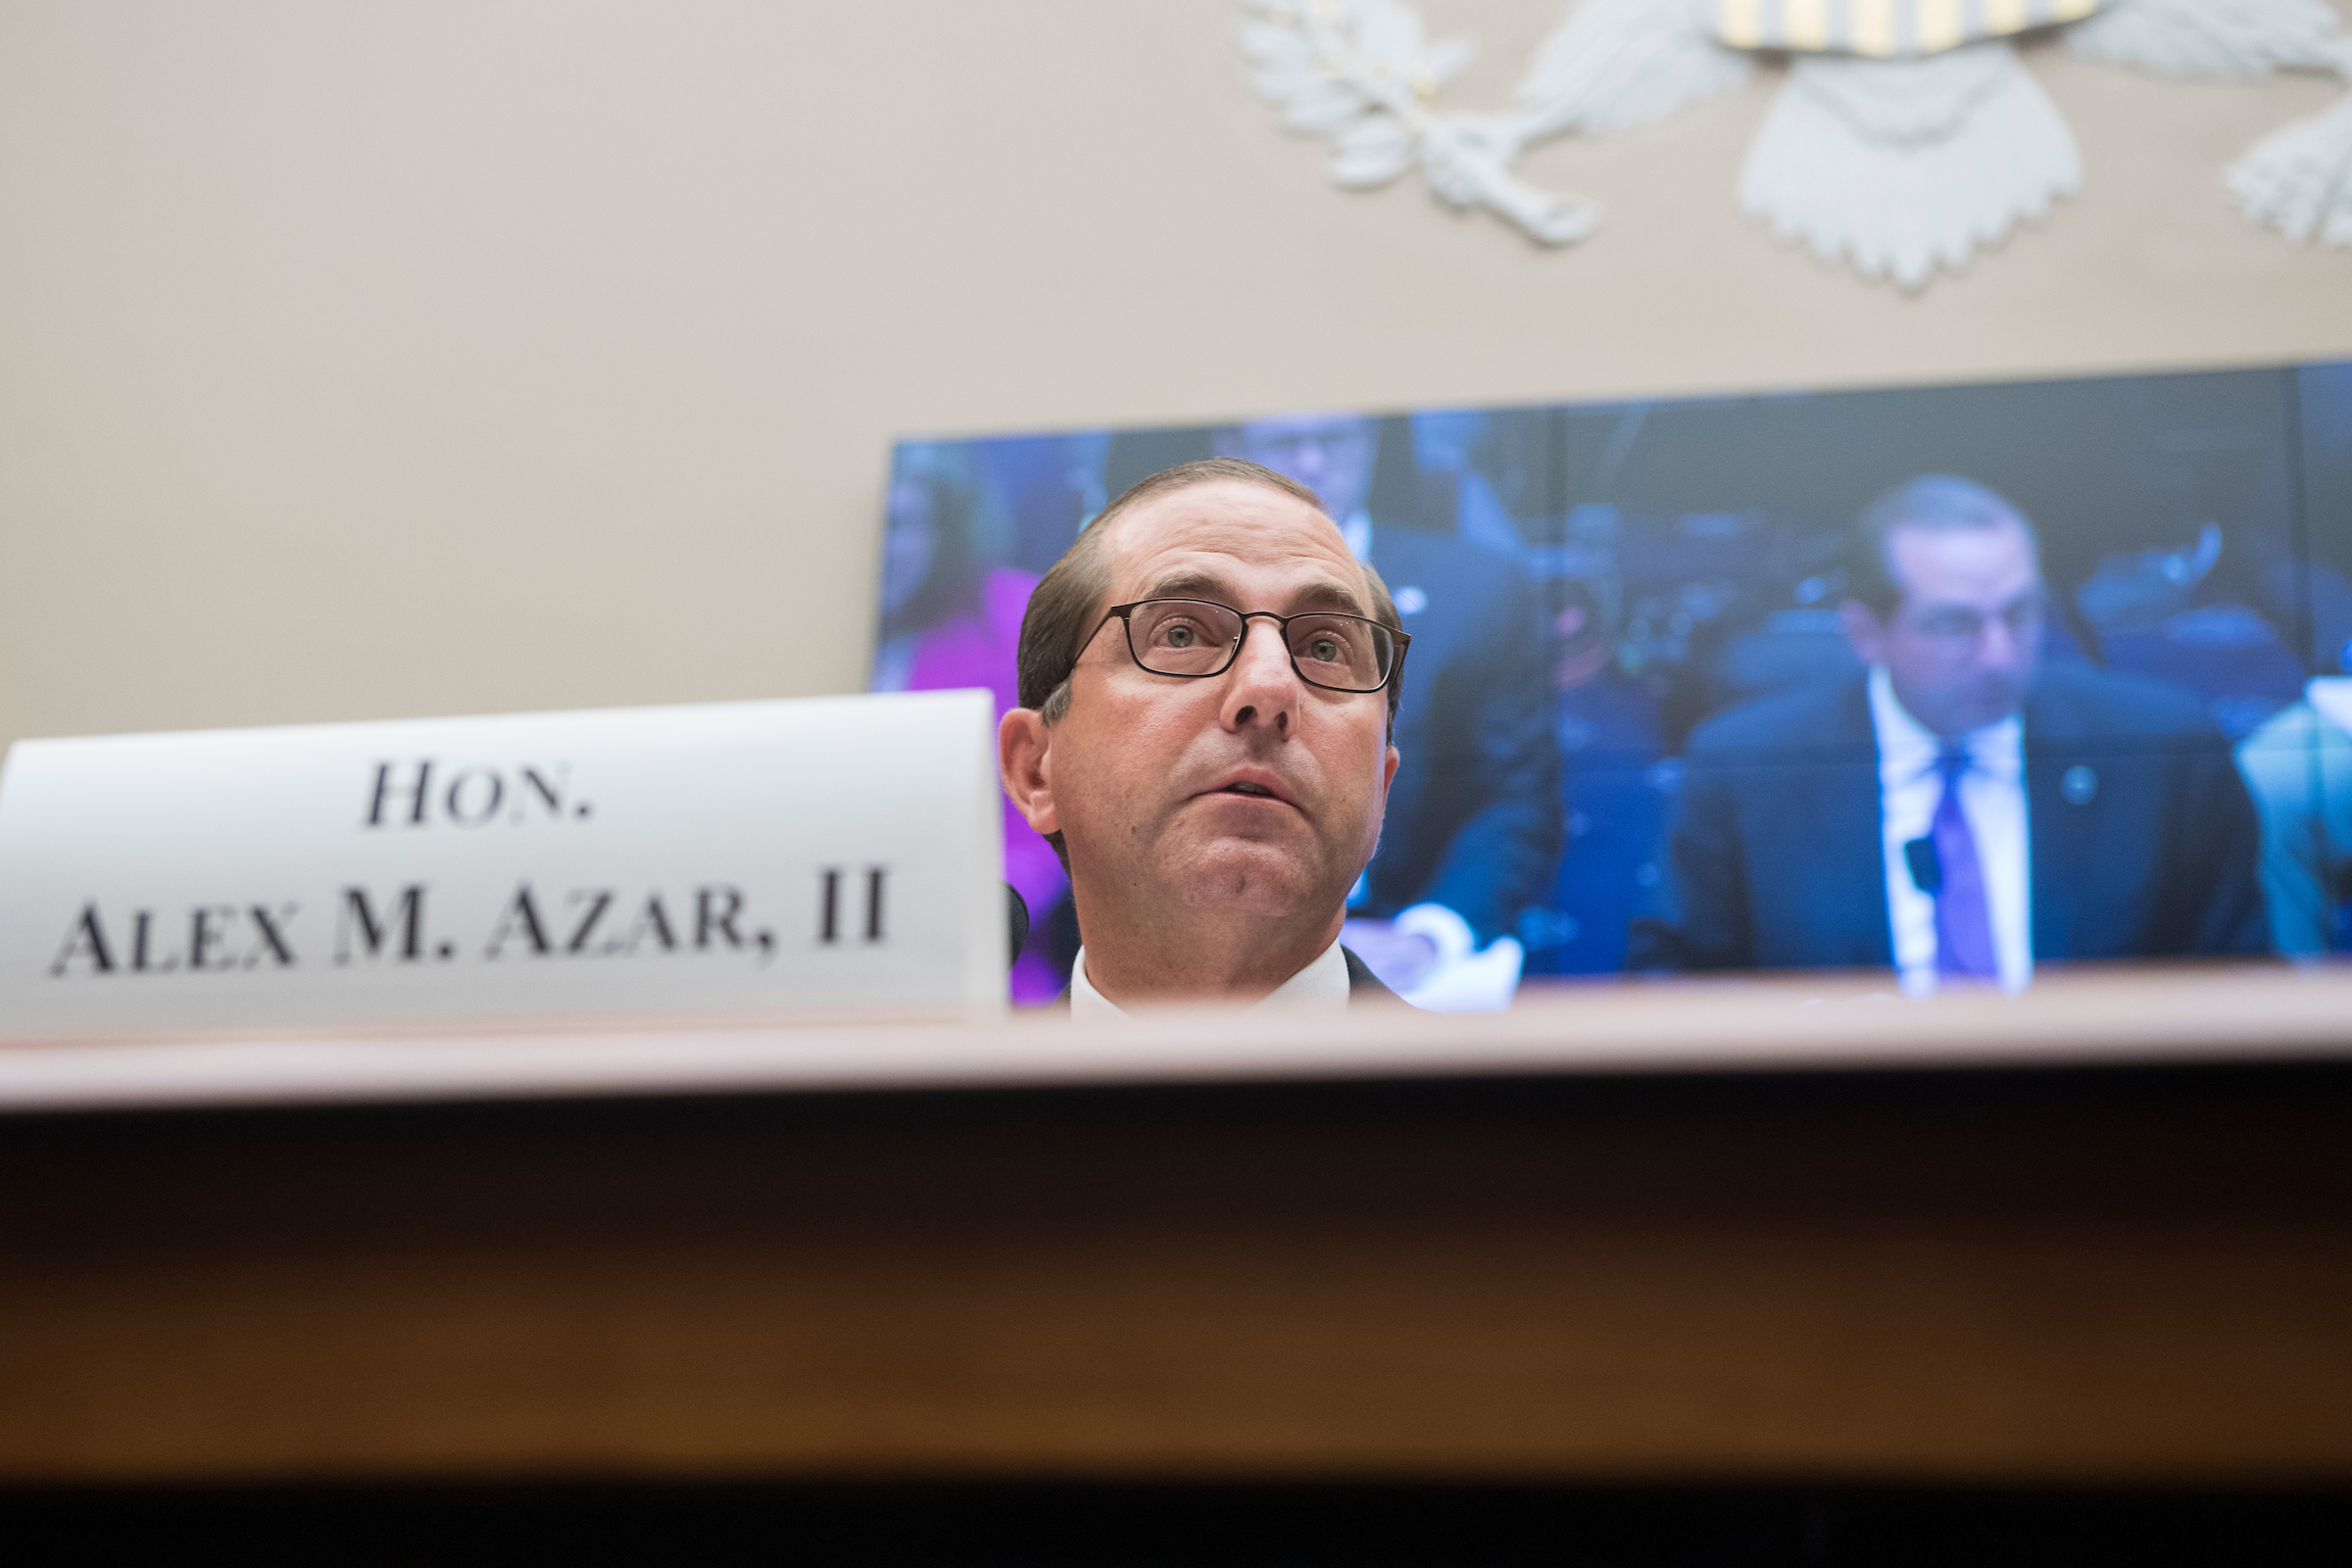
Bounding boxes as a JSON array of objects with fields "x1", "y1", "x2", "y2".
[{"x1": 1715, "y1": 0, "x2": 2104, "y2": 57}]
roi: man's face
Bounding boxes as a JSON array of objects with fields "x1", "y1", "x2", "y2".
[
  {"x1": 1032, "y1": 480, "x2": 1398, "y2": 928},
  {"x1": 1225, "y1": 415, "x2": 1377, "y2": 524},
  {"x1": 1843, "y1": 518, "x2": 2045, "y2": 737}
]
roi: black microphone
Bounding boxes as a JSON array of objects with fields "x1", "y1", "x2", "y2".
[
  {"x1": 1004, "y1": 882, "x2": 1030, "y2": 970},
  {"x1": 1903, "y1": 837, "x2": 1942, "y2": 896}
]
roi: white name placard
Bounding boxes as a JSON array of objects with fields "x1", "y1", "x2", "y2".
[{"x1": 0, "y1": 691, "x2": 1005, "y2": 1038}]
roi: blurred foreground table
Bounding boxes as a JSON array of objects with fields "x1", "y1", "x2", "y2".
[{"x1": 1, "y1": 966, "x2": 2349, "y2": 1486}]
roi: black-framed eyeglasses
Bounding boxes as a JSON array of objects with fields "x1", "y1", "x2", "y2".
[
  {"x1": 1088, "y1": 598, "x2": 1409, "y2": 695},
  {"x1": 1899, "y1": 593, "x2": 2046, "y2": 644}
]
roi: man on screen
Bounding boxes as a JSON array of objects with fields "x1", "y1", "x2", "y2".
[
  {"x1": 1628, "y1": 475, "x2": 2269, "y2": 986},
  {"x1": 998, "y1": 459, "x2": 1408, "y2": 1011}
]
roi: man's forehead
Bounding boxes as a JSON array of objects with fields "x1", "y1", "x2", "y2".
[
  {"x1": 1103, "y1": 480, "x2": 1362, "y2": 596},
  {"x1": 1891, "y1": 519, "x2": 2039, "y2": 594}
]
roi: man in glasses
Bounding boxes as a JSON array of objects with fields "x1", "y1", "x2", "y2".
[
  {"x1": 1631, "y1": 474, "x2": 2269, "y2": 986},
  {"x1": 998, "y1": 459, "x2": 1408, "y2": 1010}
]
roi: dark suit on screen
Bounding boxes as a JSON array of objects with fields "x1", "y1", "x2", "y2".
[
  {"x1": 1361, "y1": 525, "x2": 1562, "y2": 946},
  {"x1": 1626, "y1": 662, "x2": 2271, "y2": 971}
]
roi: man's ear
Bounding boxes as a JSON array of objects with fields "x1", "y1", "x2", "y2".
[
  {"x1": 1382, "y1": 743, "x2": 1400, "y2": 794},
  {"x1": 1840, "y1": 599, "x2": 1886, "y2": 666},
  {"x1": 999, "y1": 708, "x2": 1059, "y2": 838}
]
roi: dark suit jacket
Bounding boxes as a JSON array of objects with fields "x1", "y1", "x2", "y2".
[
  {"x1": 1053, "y1": 945, "x2": 1401, "y2": 1007},
  {"x1": 1364, "y1": 526, "x2": 1562, "y2": 945},
  {"x1": 1626, "y1": 662, "x2": 2271, "y2": 971},
  {"x1": 1342, "y1": 945, "x2": 1402, "y2": 1002}
]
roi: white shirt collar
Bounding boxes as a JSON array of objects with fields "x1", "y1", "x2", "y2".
[
  {"x1": 1867, "y1": 665, "x2": 2023, "y2": 786},
  {"x1": 2309, "y1": 676, "x2": 2352, "y2": 737},
  {"x1": 1068, "y1": 936, "x2": 1351, "y2": 1019}
]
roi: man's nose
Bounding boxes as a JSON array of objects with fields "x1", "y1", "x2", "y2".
[
  {"x1": 1220, "y1": 619, "x2": 1297, "y2": 735},
  {"x1": 1976, "y1": 616, "x2": 2022, "y2": 669}
]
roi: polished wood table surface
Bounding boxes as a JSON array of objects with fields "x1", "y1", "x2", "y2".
[{"x1": 2, "y1": 967, "x2": 2349, "y2": 1486}]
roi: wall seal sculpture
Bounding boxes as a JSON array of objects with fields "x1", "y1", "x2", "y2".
[{"x1": 1239, "y1": 0, "x2": 2352, "y2": 288}]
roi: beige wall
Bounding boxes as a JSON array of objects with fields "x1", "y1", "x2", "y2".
[{"x1": 4, "y1": 0, "x2": 2350, "y2": 758}]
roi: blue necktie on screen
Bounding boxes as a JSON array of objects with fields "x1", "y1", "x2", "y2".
[{"x1": 1932, "y1": 747, "x2": 1998, "y2": 981}]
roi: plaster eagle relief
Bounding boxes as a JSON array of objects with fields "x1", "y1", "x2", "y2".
[{"x1": 1239, "y1": 0, "x2": 2352, "y2": 288}]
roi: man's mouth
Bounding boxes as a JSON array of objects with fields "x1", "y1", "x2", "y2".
[{"x1": 1200, "y1": 772, "x2": 1298, "y2": 808}]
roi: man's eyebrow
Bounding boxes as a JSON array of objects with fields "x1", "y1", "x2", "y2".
[
  {"x1": 1141, "y1": 568, "x2": 1232, "y2": 603},
  {"x1": 1288, "y1": 579, "x2": 1369, "y2": 616},
  {"x1": 1138, "y1": 571, "x2": 1369, "y2": 617}
]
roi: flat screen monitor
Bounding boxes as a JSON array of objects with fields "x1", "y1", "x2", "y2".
[{"x1": 875, "y1": 362, "x2": 2352, "y2": 1006}]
